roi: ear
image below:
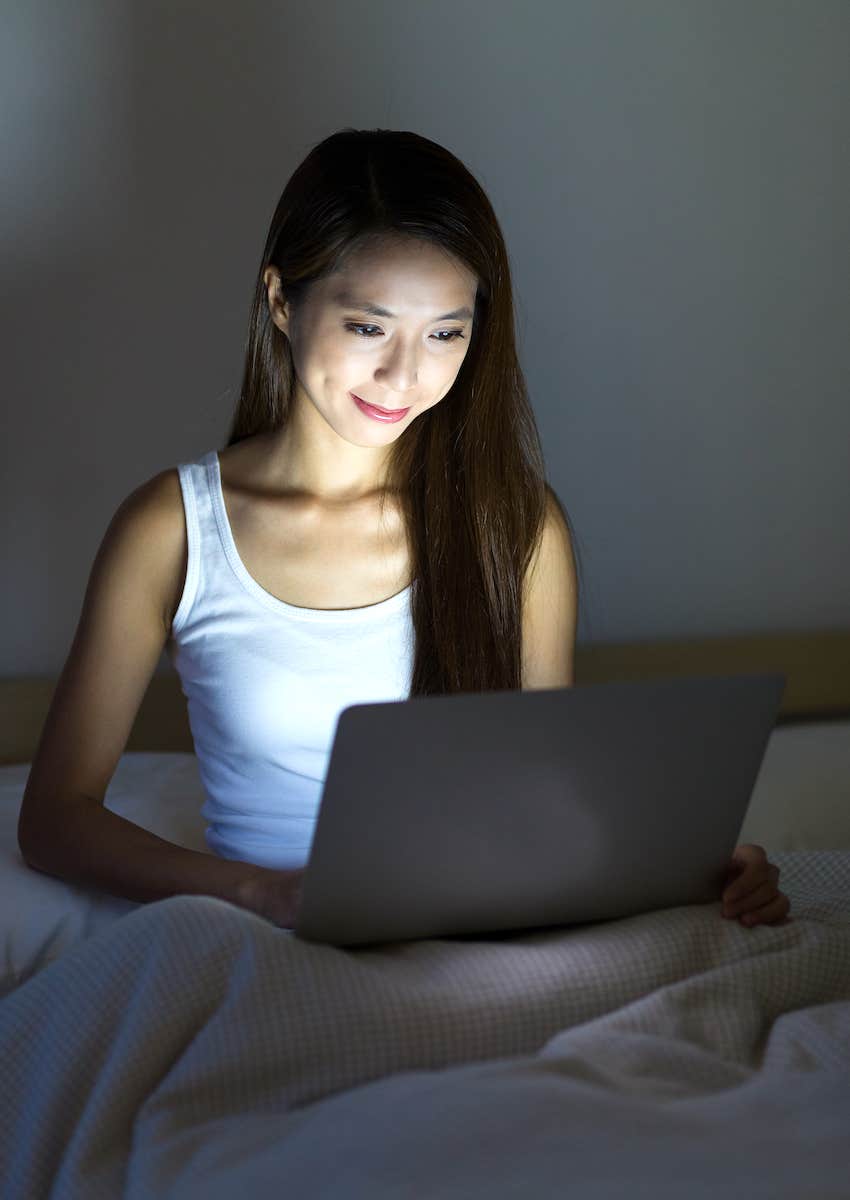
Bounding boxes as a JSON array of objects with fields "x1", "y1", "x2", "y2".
[{"x1": 263, "y1": 267, "x2": 291, "y2": 336}]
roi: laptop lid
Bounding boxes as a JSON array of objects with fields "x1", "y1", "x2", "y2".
[{"x1": 294, "y1": 673, "x2": 785, "y2": 947}]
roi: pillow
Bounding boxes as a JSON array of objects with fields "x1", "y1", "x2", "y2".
[{"x1": 0, "y1": 753, "x2": 209, "y2": 997}]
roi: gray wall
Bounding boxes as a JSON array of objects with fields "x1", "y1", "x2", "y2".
[{"x1": 2, "y1": 0, "x2": 848, "y2": 676}]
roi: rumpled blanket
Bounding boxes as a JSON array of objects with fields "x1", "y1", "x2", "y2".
[{"x1": 1, "y1": 850, "x2": 848, "y2": 1198}]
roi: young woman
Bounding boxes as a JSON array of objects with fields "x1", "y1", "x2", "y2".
[{"x1": 18, "y1": 129, "x2": 790, "y2": 932}]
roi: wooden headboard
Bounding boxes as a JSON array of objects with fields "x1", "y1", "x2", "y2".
[{"x1": 2, "y1": 629, "x2": 849, "y2": 766}]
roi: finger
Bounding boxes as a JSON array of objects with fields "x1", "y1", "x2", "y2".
[
  {"x1": 739, "y1": 892, "x2": 792, "y2": 927},
  {"x1": 730, "y1": 844, "x2": 768, "y2": 868},
  {"x1": 726, "y1": 864, "x2": 781, "y2": 905},
  {"x1": 723, "y1": 845, "x2": 770, "y2": 891},
  {"x1": 722, "y1": 867, "x2": 773, "y2": 907},
  {"x1": 723, "y1": 880, "x2": 779, "y2": 917}
]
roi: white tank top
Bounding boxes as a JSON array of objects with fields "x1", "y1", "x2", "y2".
[{"x1": 167, "y1": 449, "x2": 414, "y2": 870}]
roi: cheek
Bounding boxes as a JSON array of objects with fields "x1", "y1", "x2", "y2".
[
  {"x1": 331, "y1": 346, "x2": 367, "y2": 381},
  {"x1": 297, "y1": 328, "x2": 346, "y2": 367},
  {"x1": 296, "y1": 344, "x2": 351, "y2": 391}
]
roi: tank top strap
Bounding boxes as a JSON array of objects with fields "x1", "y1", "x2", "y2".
[{"x1": 171, "y1": 449, "x2": 224, "y2": 636}]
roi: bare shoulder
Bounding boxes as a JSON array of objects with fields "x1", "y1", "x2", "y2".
[
  {"x1": 113, "y1": 465, "x2": 185, "y2": 548},
  {"x1": 528, "y1": 485, "x2": 576, "y2": 577},
  {"x1": 544, "y1": 484, "x2": 574, "y2": 542},
  {"x1": 105, "y1": 465, "x2": 188, "y2": 635},
  {"x1": 521, "y1": 485, "x2": 578, "y2": 690}
]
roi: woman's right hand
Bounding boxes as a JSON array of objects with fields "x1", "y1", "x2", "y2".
[{"x1": 236, "y1": 865, "x2": 305, "y2": 929}]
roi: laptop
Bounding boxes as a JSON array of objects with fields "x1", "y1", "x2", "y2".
[{"x1": 293, "y1": 673, "x2": 785, "y2": 947}]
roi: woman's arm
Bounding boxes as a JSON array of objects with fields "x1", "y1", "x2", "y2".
[{"x1": 17, "y1": 469, "x2": 268, "y2": 911}]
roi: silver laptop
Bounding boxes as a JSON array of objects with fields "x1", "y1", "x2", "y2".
[{"x1": 293, "y1": 673, "x2": 785, "y2": 947}]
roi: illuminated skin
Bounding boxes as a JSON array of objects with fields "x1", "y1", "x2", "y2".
[
  {"x1": 259, "y1": 240, "x2": 792, "y2": 930},
  {"x1": 261, "y1": 235, "x2": 478, "y2": 507}
]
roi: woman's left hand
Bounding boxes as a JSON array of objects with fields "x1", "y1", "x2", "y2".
[{"x1": 721, "y1": 843, "x2": 792, "y2": 927}]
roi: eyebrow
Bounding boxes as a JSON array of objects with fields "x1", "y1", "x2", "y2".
[{"x1": 332, "y1": 290, "x2": 473, "y2": 322}]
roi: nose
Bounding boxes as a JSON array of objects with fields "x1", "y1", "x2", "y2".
[{"x1": 374, "y1": 339, "x2": 419, "y2": 395}]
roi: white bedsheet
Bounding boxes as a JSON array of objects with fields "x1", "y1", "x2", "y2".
[{"x1": 1, "y1": 849, "x2": 848, "y2": 1198}]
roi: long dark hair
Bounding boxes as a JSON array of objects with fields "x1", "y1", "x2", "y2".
[{"x1": 225, "y1": 128, "x2": 584, "y2": 694}]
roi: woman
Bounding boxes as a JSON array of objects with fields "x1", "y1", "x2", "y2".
[{"x1": 18, "y1": 129, "x2": 790, "y2": 932}]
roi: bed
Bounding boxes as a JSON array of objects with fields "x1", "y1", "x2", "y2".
[{"x1": 1, "y1": 630, "x2": 849, "y2": 1197}]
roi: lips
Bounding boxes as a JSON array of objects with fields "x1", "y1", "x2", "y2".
[
  {"x1": 351, "y1": 392, "x2": 411, "y2": 423},
  {"x1": 352, "y1": 394, "x2": 406, "y2": 412}
]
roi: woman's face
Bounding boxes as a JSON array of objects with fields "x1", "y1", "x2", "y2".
[{"x1": 264, "y1": 236, "x2": 478, "y2": 445}]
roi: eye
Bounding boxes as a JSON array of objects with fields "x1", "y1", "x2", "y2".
[
  {"x1": 345, "y1": 323, "x2": 465, "y2": 343},
  {"x1": 345, "y1": 324, "x2": 382, "y2": 337}
]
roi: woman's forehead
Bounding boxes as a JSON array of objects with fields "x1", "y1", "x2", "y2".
[{"x1": 321, "y1": 241, "x2": 477, "y2": 308}]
